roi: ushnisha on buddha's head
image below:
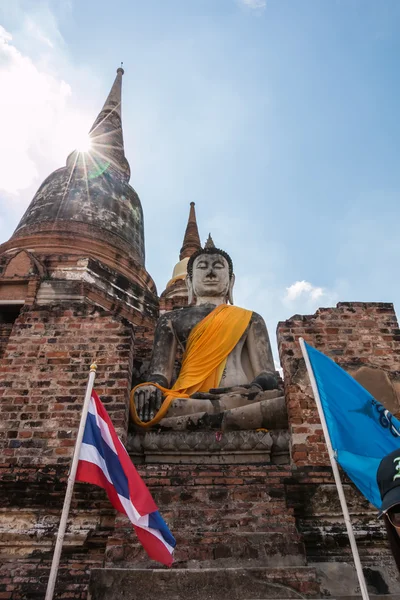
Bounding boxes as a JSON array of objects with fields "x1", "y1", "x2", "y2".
[{"x1": 186, "y1": 237, "x2": 235, "y2": 306}]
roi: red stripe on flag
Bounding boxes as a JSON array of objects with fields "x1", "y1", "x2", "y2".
[
  {"x1": 76, "y1": 460, "x2": 126, "y2": 514},
  {"x1": 134, "y1": 525, "x2": 174, "y2": 567}
]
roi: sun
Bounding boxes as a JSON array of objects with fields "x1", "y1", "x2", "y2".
[{"x1": 77, "y1": 134, "x2": 92, "y2": 153}]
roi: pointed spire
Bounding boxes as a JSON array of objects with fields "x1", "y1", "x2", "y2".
[
  {"x1": 179, "y1": 202, "x2": 201, "y2": 260},
  {"x1": 91, "y1": 66, "x2": 124, "y2": 124},
  {"x1": 67, "y1": 67, "x2": 130, "y2": 181},
  {"x1": 204, "y1": 233, "x2": 215, "y2": 249}
]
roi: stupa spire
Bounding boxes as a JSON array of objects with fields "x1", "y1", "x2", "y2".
[
  {"x1": 204, "y1": 233, "x2": 215, "y2": 249},
  {"x1": 179, "y1": 202, "x2": 201, "y2": 260},
  {"x1": 162, "y1": 203, "x2": 202, "y2": 296},
  {"x1": 91, "y1": 66, "x2": 124, "y2": 126},
  {"x1": 67, "y1": 67, "x2": 130, "y2": 181}
]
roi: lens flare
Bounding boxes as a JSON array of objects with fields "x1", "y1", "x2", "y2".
[{"x1": 77, "y1": 135, "x2": 92, "y2": 153}]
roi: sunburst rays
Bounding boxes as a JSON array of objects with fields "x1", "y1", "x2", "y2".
[{"x1": 50, "y1": 101, "x2": 127, "y2": 232}]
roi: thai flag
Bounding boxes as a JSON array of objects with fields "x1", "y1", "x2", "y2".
[{"x1": 76, "y1": 391, "x2": 175, "y2": 566}]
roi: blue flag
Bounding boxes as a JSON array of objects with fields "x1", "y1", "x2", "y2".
[{"x1": 305, "y1": 341, "x2": 400, "y2": 509}]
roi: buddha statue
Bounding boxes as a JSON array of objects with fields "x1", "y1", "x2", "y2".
[{"x1": 130, "y1": 239, "x2": 287, "y2": 431}]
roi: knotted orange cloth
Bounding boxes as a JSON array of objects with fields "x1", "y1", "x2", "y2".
[{"x1": 130, "y1": 304, "x2": 253, "y2": 428}]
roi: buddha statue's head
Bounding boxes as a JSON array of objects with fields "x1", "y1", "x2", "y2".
[{"x1": 186, "y1": 235, "x2": 235, "y2": 305}]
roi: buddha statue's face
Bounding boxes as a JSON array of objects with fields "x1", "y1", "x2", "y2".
[{"x1": 191, "y1": 253, "x2": 231, "y2": 301}]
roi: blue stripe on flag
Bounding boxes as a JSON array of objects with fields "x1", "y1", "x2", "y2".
[
  {"x1": 305, "y1": 341, "x2": 400, "y2": 509},
  {"x1": 148, "y1": 511, "x2": 177, "y2": 548},
  {"x1": 83, "y1": 412, "x2": 130, "y2": 500}
]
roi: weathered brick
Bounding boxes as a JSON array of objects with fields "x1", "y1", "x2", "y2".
[
  {"x1": 277, "y1": 302, "x2": 400, "y2": 466},
  {"x1": 0, "y1": 305, "x2": 134, "y2": 466}
]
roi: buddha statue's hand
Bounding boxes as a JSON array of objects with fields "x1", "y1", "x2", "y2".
[{"x1": 134, "y1": 384, "x2": 163, "y2": 422}]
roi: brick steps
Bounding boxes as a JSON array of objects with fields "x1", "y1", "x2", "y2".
[
  {"x1": 88, "y1": 566, "x2": 321, "y2": 600},
  {"x1": 106, "y1": 530, "x2": 306, "y2": 568},
  {"x1": 104, "y1": 463, "x2": 306, "y2": 570}
]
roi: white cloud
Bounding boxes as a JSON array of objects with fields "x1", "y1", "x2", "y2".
[
  {"x1": 24, "y1": 16, "x2": 55, "y2": 48},
  {"x1": 0, "y1": 1, "x2": 100, "y2": 230},
  {"x1": 239, "y1": 0, "x2": 267, "y2": 10},
  {"x1": 0, "y1": 24, "x2": 93, "y2": 198},
  {"x1": 283, "y1": 280, "x2": 338, "y2": 312},
  {"x1": 285, "y1": 280, "x2": 324, "y2": 302}
]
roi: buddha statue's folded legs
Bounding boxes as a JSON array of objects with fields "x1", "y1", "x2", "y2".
[{"x1": 156, "y1": 388, "x2": 288, "y2": 432}]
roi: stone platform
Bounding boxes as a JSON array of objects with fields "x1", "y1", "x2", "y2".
[
  {"x1": 128, "y1": 430, "x2": 290, "y2": 465},
  {"x1": 88, "y1": 565, "x2": 400, "y2": 600},
  {"x1": 105, "y1": 530, "x2": 305, "y2": 569}
]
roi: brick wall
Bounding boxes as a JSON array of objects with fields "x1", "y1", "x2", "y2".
[
  {"x1": 0, "y1": 302, "x2": 136, "y2": 599},
  {"x1": 285, "y1": 466, "x2": 392, "y2": 567},
  {"x1": 0, "y1": 322, "x2": 13, "y2": 359},
  {"x1": 0, "y1": 303, "x2": 135, "y2": 467},
  {"x1": 159, "y1": 294, "x2": 189, "y2": 314},
  {"x1": 0, "y1": 465, "x2": 116, "y2": 600},
  {"x1": 277, "y1": 302, "x2": 400, "y2": 466}
]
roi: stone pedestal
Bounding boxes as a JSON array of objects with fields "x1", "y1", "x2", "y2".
[{"x1": 128, "y1": 430, "x2": 290, "y2": 465}]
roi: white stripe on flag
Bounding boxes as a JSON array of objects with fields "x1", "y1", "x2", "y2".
[
  {"x1": 79, "y1": 444, "x2": 153, "y2": 529},
  {"x1": 79, "y1": 442, "x2": 113, "y2": 484},
  {"x1": 119, "y1": 493, "x2": 146, "y2": 525},
  {"x1": 89, "y1": 397, "x2": 118, "y2": 454}
]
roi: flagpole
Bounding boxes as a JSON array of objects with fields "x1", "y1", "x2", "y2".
[
  {"x1": 299, "y1": 338, "x2": 370, "y2": 600},
  {"x1": 45, "y1": 362, "x2": 97, "y2": 600}
]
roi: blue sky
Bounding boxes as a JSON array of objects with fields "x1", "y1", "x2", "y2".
[{"x1": 0, "y1": 0, "x2": 399, "y2": 364}]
